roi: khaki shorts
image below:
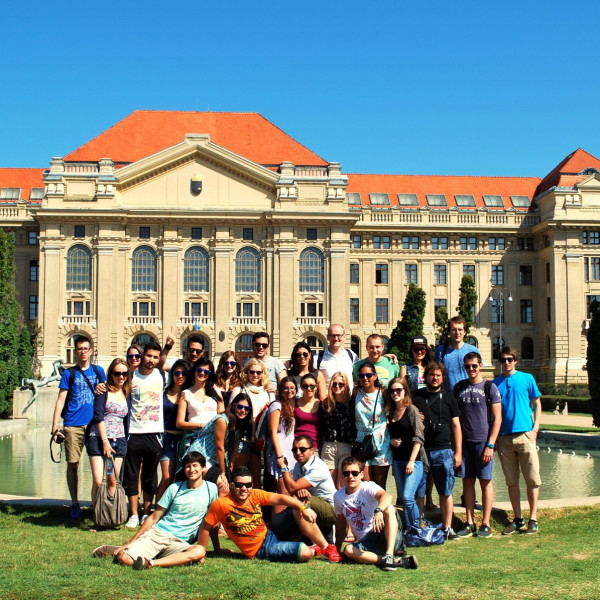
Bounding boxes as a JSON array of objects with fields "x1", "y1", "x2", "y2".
[
  {"x1": 64, "y1": 426, "x2": 86, "y2": 464},
  {"x1": 497, "y1": 431, "x2": 542, "y2": 488},
  {"x1": 124, "y1": 527, "x2": 190, "y2": 561},
  {"x1": 308, "y1": 495, "x2": 337, "y2": 528},
  {"x1": 320, "y1": 441, "x2": 353, "y2": 471}
]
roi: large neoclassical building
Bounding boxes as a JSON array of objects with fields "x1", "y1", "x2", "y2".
[{"x1": 1, "y1": 110, "x2": 600, "y2": 383}]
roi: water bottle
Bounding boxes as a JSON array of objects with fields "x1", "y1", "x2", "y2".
[{"x1": 107, "y1": 457, "x2": 114, "y2": 477}]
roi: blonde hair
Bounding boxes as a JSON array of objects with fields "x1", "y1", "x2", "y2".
[
  {"x1": 241, "y1": 358, "x2": 270, "y2": 388},
  {"x1": 322, "y1": 371, "x2": 350, "y2": 413}
]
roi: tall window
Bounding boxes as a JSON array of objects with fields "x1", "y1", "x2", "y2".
[
  {"x1": 491, "y1": 265, "x2": 504, "y2": 285},
  {"x1": 520, "y1": 299, "x2": 533, "y2": 323},
  {"x1": 30, "y1": 260, "x2": 39, "y2": 281},
  {"x1": 299, "y1": 248, "x2": 324, "y2": 293},
  {"x1": 376, "y1": 298, "x2": 388, "y2": 322},
  {"x1": 463, "y1": 264, "x2": 475, "y2": 281},
  {"x1": 520, "y1": 265, "x2": 533, "y2": 285},
  {"x1": 375, "y1": 264, "x2": 388, "y2": 284},
  {"x1": 235, "y1": 334, "x2": 254, "y2": 365},
  {"x1": 350, "y1": 298, "x2": 360, "y2": 322},
  {"x1": 29, "y1": 295, "x2": 38, "y2": 320},
  {"x1": 405, "y1": 264, "x2": 417, "y2": 284},
  {"x1": 184, "y1": 247, "x2": 209, "y2": 292},
  {"x1": 235, "y1": 247, "x2": 261, "y2": 293},
  {"x1": 350, "y1": 263, "x2": 359, "y2": 284},
  {"x1": 131, "y1": 246, "x2": 157, "y2": 292},
  {"x1": 434, "y1": 264, "x2": 447, "y2": 285},
  {"x1": 492, "y1": 337, "x2": 504, "y2": 361},
  {"x1": 66, "y1": 244, "x2": 92, "y2": 291},
  {"x1": 521, "y1": 337, "x2": 534, "y2": 360}
]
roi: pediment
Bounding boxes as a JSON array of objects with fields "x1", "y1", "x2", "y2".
[{"x1": 576, "y1": 172, "x2": 600, "y2": 192}]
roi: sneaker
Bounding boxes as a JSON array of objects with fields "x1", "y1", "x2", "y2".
[
  {"x1": 380, "y1": 554, "x2": 397, "y2": 571},
  {"x1": 308, "y1": 544, "x2": 322, "y2": 557},
  {"x1": 502, "y1": 517, "x2": 526, "y2": 536},
  {"x1": 133, "y1": 556, "x2": 149, "y2": 571},
  {"x1": 321, "y1": 543, "x2": 342, "y2": 563},
  {"x1": 456, "y1": 523, "x2": 476, "y2": 538},
  {"x1": 526, "y1": 519, "x2": 538, "y2": 535},
  {"x1": 444, "y1": 527, "x2": 459, "y2": 541},
  {"x1": 397, "y1": 555, "x2": 419, "y2": 570},
  {"x1": 125, "y1": 515, "x2": 140, "y2": 529},
  {"x1": 140, "y1": 514, "x2": 149, "y2": 526},
  {"x1": 477, "y1": 524, "x2": 493, "y2": 538},
  {"x1": 70, "y1": 503, "x2": 81, "y2": 520},
  {"x1": 92, "y1": 545, "x2": 120, "y2": 558}
]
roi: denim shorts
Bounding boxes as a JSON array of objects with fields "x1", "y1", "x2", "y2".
[
  {"x1": 160, "y1": 432, "x2": 183, "y2": 462},
  {"x1": 457, "y1": 441, "x2": 494, "y2": 480},
  {"x1": 255, "y1": 530, "x2": 303, "y2": 562},
  {"x1": 349, "y1": 510, "x2": 403, "y2": 555},
  {"x1": 86, "y1": 435, "x2": 127, "y2": 458},
  {"x1": 417, "y1": 448, "x2": 455, "y2": 497}
]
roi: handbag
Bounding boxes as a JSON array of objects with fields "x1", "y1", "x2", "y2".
[
  {"x1": 93, "y1": 460, "x2": 129, "y2": 529},
  {"x1": 351, "y1": 390, "x2": 381, "y2": 462},
  {"x1": 404, "y1": 519, "x2": 445, "y2": 547}
]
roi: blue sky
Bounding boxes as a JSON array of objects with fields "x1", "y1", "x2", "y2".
[{"x1": 2, "y1": 0, "x2": 598, "y2": 177}]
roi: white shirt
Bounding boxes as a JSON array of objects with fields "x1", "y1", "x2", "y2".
[
  {"x1": 315, "y1": 346, "x2": 358, "y2": 392},
  {"x1": 333, "y1": 481, "x2": 382, "y2": 541}
]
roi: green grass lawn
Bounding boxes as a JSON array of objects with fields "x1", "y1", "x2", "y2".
[
  {"x1": 1, "y1": 503, "x2": 599, "y2": 600},
  {"x1": 541, "y1": 424, "x2": 599, "y2": 433}
]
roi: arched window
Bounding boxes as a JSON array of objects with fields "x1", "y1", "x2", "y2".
[
  {"x1": 132, "y1": 332, "x2": 155, "y2": 348},
  {"x1": 304, "y1": 335, "x2": 325, "y2": 353},
  {"x1": 381, "y1": 336, "x2": 390, "y2": 354},
  {"x1": 66, "y1": 244, "x2": 91, "y2": 291},
  {"x1": 351, "y1": 336, "x2": 361, "y2": 358},
  {"x1": 466, "y1": 336, "x2": 478, "y2": 347},
  {"x1": 132, "y1": 246, "x2": 157, "y2": 292},
  {"x1": 299, "y1": 248, "x2": 324, "y2": 293},
  {"x1": 235, "y1": 248, "x2": 261, "y2": 293},
  {"x1": 492, "y1": 337, "x2": 504, "y2": 361},
  {"x1": 65, "y1": 335, "x2": 76, "y2": 364},
  {"x1": 235, "y1": 334, "x2": 254, "y2": 365},
  {"x1": 184, "y1": 247, "x2": 209, "y2": 292},
  {"x1": 521, "y1": 337, "x2": 534, "y2": 360}
]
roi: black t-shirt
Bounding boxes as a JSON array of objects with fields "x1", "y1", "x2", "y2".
[
  {"x1": 387, "y1": 410, "x2": 413, "y2": 462},
  {"x1": 413, "y1": 389, "x2": 460, "y2": 450}
]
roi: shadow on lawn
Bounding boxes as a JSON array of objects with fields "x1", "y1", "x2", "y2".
[{"x1": 0, "y1": 502, "x2": 93, "y2": 529}]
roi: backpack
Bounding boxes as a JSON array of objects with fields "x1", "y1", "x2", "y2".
[
  {"x1": 453, "y1": 379, "x2": 495, "y2": 424},
  {"x1": 316, "y1": 348, "x2": 354, "y2": 370},
  {"x1": 60, "y1": 363, "x2": 103, "y2": 419}
]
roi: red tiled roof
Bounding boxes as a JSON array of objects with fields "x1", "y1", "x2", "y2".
[
  {"x1": 64, "y1": 110, "x2": 328, "y2": 167},
  {"x1": 0, "y1": 168, "x2": 45, "y2": 203},
  {"x1": 346, "y1": 173, "x2": 540, "y2": 210},
  {"x1": 536, "y1": 148, "x2": 600, "y2": 195}
]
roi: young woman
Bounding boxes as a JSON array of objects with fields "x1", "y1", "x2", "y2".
[
  {"x1": 155, "y1": 359, "x2": 189, "y2": 501},
  {"x1": 266, "y1": 377, "x2": 297, "y2": 509},
  {"x1": 214, "y1": 351, "x2": 242, "y2": 410},
  {"x1": 226, "y1": 392, "x2": 256, "y2": 479},
  {"x1": 126, "y1": 344, "x2": 143, "y2": 374},
  {"x1": 321, "y1": 371, "x2": 356, "y2": 488},
  {"x1": 354, "y1": 361, "x2": 391, "y2": 488},
  {"x1": 386, "y1": 377, "x2": 427, "y2": 529},
  {"x1": 86, "y1": 358, "x2": 130, "y2": 507},
  {"x1": 282, "y1": 341, "x2": 327, "y2": 400},
  {"x1": 400, "y1": 337, "x2": 433, "y2": 392},
  {"x1": 294, "y1": 372, "x2": 322, "y2": 449}
]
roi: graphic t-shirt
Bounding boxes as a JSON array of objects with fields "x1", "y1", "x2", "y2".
[
  {"x1": 455, "y1": 380, "x2": 501, "y2": 442},
  {"x1": 129, "y1": 369, "x2": 165, "y2": 434},
  {"x1": 59, "y1": 364, "x2": 106, "y2": 427},
  {"x1": 333, "y1": 481, "x2": 382, "y2": 541},
  {"x1": 204, "y1": 489, "x2": 272, "y2": 558},
  {"x1": 353, "y1": 357, "x2": 399, "y2": 388}
]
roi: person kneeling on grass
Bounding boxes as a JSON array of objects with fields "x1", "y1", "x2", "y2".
[
  {"x1": 92, "y1": 451, "x2": 222, "y2": 570},
  {"x1": 334, "y1": 457, "x2": 418, "y2": 571}
]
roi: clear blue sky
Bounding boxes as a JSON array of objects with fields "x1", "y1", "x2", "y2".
[{"x1": 2, "y1": 0, "x2": 599, "y2": 177}]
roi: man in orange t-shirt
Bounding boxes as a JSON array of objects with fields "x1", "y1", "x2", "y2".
[{"x1": 198, "y1": 466, "x2": 340, "y2": 562}]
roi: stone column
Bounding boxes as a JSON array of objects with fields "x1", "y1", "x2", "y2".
[{"x1": 213, "y1": 245, "x2": 231, "y2": 355}]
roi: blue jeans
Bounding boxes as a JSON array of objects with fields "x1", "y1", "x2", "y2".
[{"x1": 392, "y1": 460, "x2": 423, "y2": 528}]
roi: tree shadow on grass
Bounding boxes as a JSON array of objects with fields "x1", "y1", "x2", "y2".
[{"x1": 0, "y1": 502, "x2": 93, "y2": 529}]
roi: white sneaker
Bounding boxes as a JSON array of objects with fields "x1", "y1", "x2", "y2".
[
  {"x1": 140, "y1": 514, "x2": 148, "y2": 526},
  {"x1": 125, "y1": 515, "x2": 139, "y2": 529}
]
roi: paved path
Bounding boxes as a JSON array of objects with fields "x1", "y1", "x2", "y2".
[{"x1": 539, "y1": 412, "x2": 596, "y2": 428}]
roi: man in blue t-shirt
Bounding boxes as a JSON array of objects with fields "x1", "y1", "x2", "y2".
[
  {"x1": 51, "y1": 335, "x2": 106, "y2": 519},
  {"x1": 493, "y1": 346, "x2": 542, "y2": 536},
  {"x1": 435, "y1": 316, "x2": 479, "y2": 391}
]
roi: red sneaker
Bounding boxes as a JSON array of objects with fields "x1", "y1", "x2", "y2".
[
  {"x1": 321, "y1": 543, "x2": 342, "y2": 563},
  {"x1": 308, "y1": 544, "x2": 322, "y2": 557}
]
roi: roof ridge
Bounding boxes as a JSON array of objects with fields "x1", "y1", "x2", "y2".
[{"x1": 347, "y1": 172, "x2": 540, "y2": 180}]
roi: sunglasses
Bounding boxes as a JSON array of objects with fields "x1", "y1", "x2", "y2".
[
  {"x1": 295, "y1": 352, "x2": 310, "y2": 358},
  {"x1": 195, "y1": 367, "x2": 211, "y2": 376},
  {"x1": 234, "y1": 403, "x2": 250, "y2": 413},
  {"x1": 292, "y1": 446, "x2": 311, "y2": 454},
  {"x1": 332, "y1": 382, "x2": 345, "y2": 389},
  {"x1": 342, "y1": 470, "x2": 360, "y2": 478},
  {"x1": 302, "y1": 384, "x2": 317, "y2": 390},
  {"x1": 413, "y1": 347, "x2": 426, "y2": 353},
  {"x1": 500, "y1": 357, "x2": 515, "y2": 364},
  {"x1": 253, "y1": 343, "x2": 268, "y2": 349},
  {"x1": 282, "y1": 386, "x2": 296, "y2": 393},
  {"x1": 173, "y1": 370, "x2": 188, "y2": 377},
  {"x1": 389, "y1": 387, "x2": 404, "y2": 395},
  {"x1": 225, "y1": 361, "x2": 238, "y2": 368},
  {"x1": 127, "y1": 353, "x2": 141, "y2": 360},
  {"x1": 248, "y1": 370, "x2": 263, "y2": 376},
  {"x1": 358, "y1": 372, "x2": 376, "y2": 379},
  {"x1": 188, "y1": 348, "x2": 203, "y2": 354},
  {"x1": 233, "y1": 481, "x2": 253, "y2": 489},
  {"x1": 113, "y1": 371, "x2": 128, "y2": 377},
  {"x1": 465, "y1": 364, "x2": 480, "y2": 371}
]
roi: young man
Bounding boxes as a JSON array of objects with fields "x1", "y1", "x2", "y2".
[
  {"x1": 251, "y1": 332, "x2": 284, "y2": 392},
  {"x1": 334, "y1": 457, "x2": 418, "y2": 571},
  {"x1": 315, "y1": 324, "x2": 358, "y2": 391},
  {"x1": 435, "y1": 316, "x2": 480, "y2": 391},
  {"x1": 92, "y1": 452, "x2": 218, "y2": 569},
  {"x1": 51, "y1": 334, "x2": 106, "y2": 519},
  {"x1": 276, "y1": 435, "x2": 339, "y2": 553},
  {"x1": 159, "y1": 331, "x2": 205, "y2": 371},
  {"x1": 123, "y1": 340, "x2": 165, "y2": 528},
  {"x1": 353, "y1": 334, "x2": 399, "y2": 388},
  {"x1": 493, "y1": 346, "x2": 542, "y2": 535},
  {"x1": 197, "y1": 466, "x2": 337, "y2": 563},
  {"x1": 413, "y1": 362, "x2": 462, "y2": 540},
  {"x1": 454, "y1": 352, "x2": 502, "y2": 538}
]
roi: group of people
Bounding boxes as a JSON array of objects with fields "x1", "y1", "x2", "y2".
[{"x1": 52, "y1": 317, "x2": 542, "y2": 571}]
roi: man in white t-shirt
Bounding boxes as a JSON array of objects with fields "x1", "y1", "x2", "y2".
[
  {"x1": 334, "y1": 457, "x2": 418, "y2": 571},
  {"x1": 314, "y1": 324, "x2": 358, "y2": 392},
  {"x1": 123, "y1": 341, "x2": 165, "y2": 529}
]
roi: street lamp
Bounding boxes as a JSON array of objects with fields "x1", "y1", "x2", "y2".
[{"x1": 488, "y1": 288, "x2": 512, "y2": 359}]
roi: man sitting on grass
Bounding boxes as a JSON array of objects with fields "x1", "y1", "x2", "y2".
[
  {"x1": 334, "y1": 457, "x2": 418, "y2": 571},
  {"x1": 92, "y1": 451, "x2": 219, "y2": 569}
]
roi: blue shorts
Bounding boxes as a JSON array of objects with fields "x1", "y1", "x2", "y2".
[
  {"x1": 417, "y1": 448, "x2": 455, "y2": 497},
  {"x1": 255, "y1": 530, "x2": 303, "y2": 562},
  {"x1": 457, "y1": 441, "x2": 494, "y2": 480},
  {"x1": 160, "y1": 432, "x2": 183, "y2": 462},
  {"x1": 349, "y1": 510, "x2": 403, "y2": 555},
  {"x1": 86, "y1": 435, "x2": 127, "y2": 458}
]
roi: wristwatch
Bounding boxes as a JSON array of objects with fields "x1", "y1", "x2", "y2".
[
  {"x1": 281, "y1": 467, "x2": 288, "y2": 474},
  {"x1": 374, "y1": 508, "x2": 383, "y2": 515},
  {"x1": 485, "y1": 443, "x2": 495, "y2": 449}
]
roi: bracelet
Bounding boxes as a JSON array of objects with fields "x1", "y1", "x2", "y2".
[
  {"x1": 485, "y1": 443, "x2": 495, "y2": 449},
  {"x1": 299, "y1": 504, "x2": 307, "y2": 511},
  {"x1": 277, "y1": 455, "x2": 283, "y2": 459}
]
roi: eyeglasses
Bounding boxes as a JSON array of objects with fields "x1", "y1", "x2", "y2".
[
  {"x1": 301, "y1": 384, "x2": 317, "y2": 390},
  {"x1": 358, "y1": 372, "x2": 376, "y2": 379},
  {"x1": 282, "y1": 387, "x2": 296, "y2": 393},
  {"x1": 195, "y1": 367, "x2": 211, "y2": 376},
  {"x1": 113, "y1": 371, "x2": 128, "y2": 377},
  {"x1": 295, "y1": 352, "x2": 309, "y2": 358},
  {"x1": 248, "y1": 370, "x2": 263, "y2": 376},
  {"x1": 500, "y1": 357, "x2": 514, "y2": 364},
  {"x1": 233, "y1": 481, "x2": 253, "y2": 489},
  {"x1": 127, "y1": 353, "x2": 141, "y2": 360},
  {"x1": 173, "y1": 370, "x2": 187, "y2": 377},
  {"x1": 332, "y1": 382, "x2": 345, "y2": 389},
  {"x1": 188, "y1": 348, "x2": 203, "y2": 355},
  {"x1": 328, "y1": 334, "x2": 343, "y2": 338},
  {"x1": 389, "y1": 387, "x2": 404, "y2": 395},
  {"x1": 465, "y1": 364, "x2": 479, "y2": 371},
  {"x1": 292, "y1": 446, "x2": 311, "y2": 454},
  {"x1": 234, "y1": 403, "x2": 250, "y2": 413},
  {"x1": 225, "y1": 361, "x2": 238, "y2": 368},
  {"x1": 76, "y1": 347, "x2": 91, "y2": 353},
  {"x1": 342, "y1": 470, "x2": 360, "y2": 478},
  {"x1": 253, "y1": 342, "x2": 268, "y2": 349},
  {"x1": 412, "y1": 347, "x2": 426, "y2": 353}
]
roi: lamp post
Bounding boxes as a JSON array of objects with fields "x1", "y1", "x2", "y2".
[{"x1": 488, "y1": 288, "x2": 512, "y2": 358}]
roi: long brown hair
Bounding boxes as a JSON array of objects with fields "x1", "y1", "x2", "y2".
[
  {"x1": 322, "y1": 371, "x2": 350, "y2": 414},
  {"x1": 215, "y1": 350, "x2": 241, "y2": 389},
  {"x1": 385, "y1": 377, "x2": 412, "y2": 417},
  {"x1": 277, "y1": 377, "x2": 296, "y2": 434},
  {"x1": 107, "y1": 357, "x2": 131, "y2": 396}
]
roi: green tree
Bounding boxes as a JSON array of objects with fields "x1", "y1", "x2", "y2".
[
  {"x1": 586, "y1": 299, "x2": 600, "y2": 427},
  {"x1": 434, "y1": 305, "x2": 450, "y2": 347},
  {"x1": 389, "y1": 284, "x2": 426, "y2": 365},
  {"x1": 457, "y1": 274, "x2": 477, "y2": 334},
  {"x1": 0, "y1": 229, "x2": 21, "y2": 417},
  {"x1": 18, "y1": 326, "x2": 34, "y2": 381}
]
